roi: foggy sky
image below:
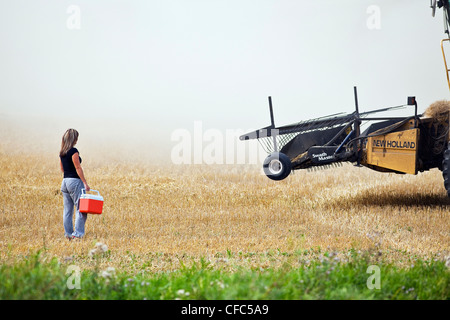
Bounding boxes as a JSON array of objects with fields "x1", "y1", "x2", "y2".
[{"x1": 0, "y1": 0, "x2": 449, "y2": 162}]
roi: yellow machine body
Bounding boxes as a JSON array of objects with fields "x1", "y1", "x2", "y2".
[{"x1": 363, "y1": 128, "x2": 420, "y2": 175}]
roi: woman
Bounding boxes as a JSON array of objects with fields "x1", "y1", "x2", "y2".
[{"x1": 59, "y1": 128, "x2": 90, "y2": 240}]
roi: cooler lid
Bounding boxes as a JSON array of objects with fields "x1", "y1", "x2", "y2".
[
  {"x1": 80, "y1": 189, "x2": 104, "y2": 201},
  {"x1": 80, "y1": 194, "x2": 104, "y2": 201}
]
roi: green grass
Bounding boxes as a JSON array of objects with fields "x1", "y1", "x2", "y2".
[{"x1": 0, "y1": 250, "x2": 448, "y2": 300}]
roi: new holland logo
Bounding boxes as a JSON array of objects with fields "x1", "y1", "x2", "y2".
[{"x1": 372, "y1": 139, "x2": 416, "y2": 149}]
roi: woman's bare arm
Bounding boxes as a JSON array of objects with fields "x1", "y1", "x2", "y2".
[{"x1": 72, "y1": 152, "x2": 90, "y2": 191}]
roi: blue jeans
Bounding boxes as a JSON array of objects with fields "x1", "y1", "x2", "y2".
[{"x1": 61, "y1": 178, "x2": 87, "y2": 238}]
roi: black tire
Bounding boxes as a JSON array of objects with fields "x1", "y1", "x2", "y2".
[
  {"x1": 263, "y1": 152, "x2": 292, "y2": 181},
  {"x1": 443, "y1": 145, "x2": 450, "y2": 197}
]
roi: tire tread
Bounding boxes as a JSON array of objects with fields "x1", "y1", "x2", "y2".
[{"x1": 443, "y1": 146, "x2": 450, "y2": 197}]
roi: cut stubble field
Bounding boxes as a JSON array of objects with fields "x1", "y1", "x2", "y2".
[{"x1": 1, "y1": 145, "x2": 449, "y2": 274}]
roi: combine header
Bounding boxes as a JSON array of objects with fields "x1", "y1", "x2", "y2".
[
  {"x1": 239, "y1": 88, "x2": 450, "y2": 197},
  {"x1": 240, "y1": 3, "x2": 450, "y2": 196}
]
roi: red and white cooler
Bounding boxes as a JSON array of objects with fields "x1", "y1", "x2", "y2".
[{"x1": 79, "y1": 189, "x2": 104, "y2": 214}]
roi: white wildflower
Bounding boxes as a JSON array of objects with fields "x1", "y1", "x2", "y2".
[
  {"x1": 95, "y1": 242, "x2": 108, "y2": 253},
  {"x1": 88, "y1": 242, "x2": 108, "y2": 258},
  {"x1": 101, "y1": 267, "x2": 116, "y2": 279},
  {"x1": 176, "y1": 289, "x2": 190, "y2": 296},
  {"x1": 106, "y1": 266, "x2": 116, "y2": 273},
  {"x1": 101, "y1": 270, "x2": 111, "y2": 278},
  {"x1": 210, "y1": 280, "x2": 225, "y2": 289}
]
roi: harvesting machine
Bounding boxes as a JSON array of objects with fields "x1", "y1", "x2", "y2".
[
  {"x1": 239, "y1": 3, "x2": 450, "y2": 197},
  {"x1": 239, "y1": 91, "x2": 450, "y2": 197}
]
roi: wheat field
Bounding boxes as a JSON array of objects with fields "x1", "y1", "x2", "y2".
[{"x1": 0, "y1": 139, "x2": 449, "y2": 274}]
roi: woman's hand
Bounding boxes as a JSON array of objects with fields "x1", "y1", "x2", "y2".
[{"x1": 84, "y1": 182, "x2": 90, "y2": 192}]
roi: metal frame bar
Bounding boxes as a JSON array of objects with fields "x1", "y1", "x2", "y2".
[
  {"x1": 441, "y1": 38, "x2": 450, "y2": 91},
  {"x1": 268, "y1": 96, "x2": 278, "y2": 152}
]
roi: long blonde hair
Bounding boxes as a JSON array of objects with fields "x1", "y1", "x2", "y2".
[{"x1": 60, "y1": 128, "x2": 79, "y2": 157}]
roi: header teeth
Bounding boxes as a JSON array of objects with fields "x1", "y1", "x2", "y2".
[{"x1": 306, "y1": 162, "x2": 343, "y2": 172}]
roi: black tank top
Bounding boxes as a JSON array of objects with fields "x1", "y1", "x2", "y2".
[{"x1": 60, "y1": 147, "x2": 82, "y2": 179}]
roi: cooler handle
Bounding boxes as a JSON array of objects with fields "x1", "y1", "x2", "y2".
[{"x1": 81, "y1": 189, "x2": 101, "y2": 196}]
